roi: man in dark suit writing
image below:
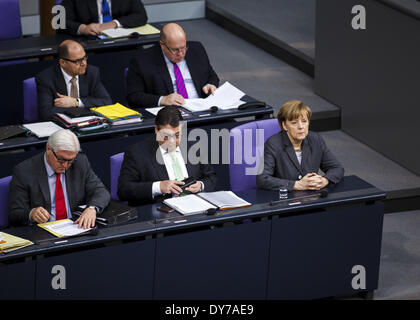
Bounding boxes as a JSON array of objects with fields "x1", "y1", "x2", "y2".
[
  {"x1": 118, "y1": 107, "x2": 217, "y2": 206},
  {"x1": 9, "y1": 129, "x2": 110, "y2": 228},
  {"x1": 35, "y1": 40, "x2": 112, "y2": 121},
  {"x1": 60, "y1": 0, "x2": 148, "y2": 36},
  {"x1": 126, "y1": 23, "x2": 220, "y2": 108}
]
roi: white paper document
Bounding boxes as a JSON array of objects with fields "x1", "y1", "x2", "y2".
[
  {"x1": 164, "y1": 194, "x2": 217, "y2": 215},
  {"x1": 23, "y1": 122, "x2": 63, "y2": 138},
  {"x1": 182, "y1": 82, "x2": 246, "y2": 112},
  {"x1": 39, "y1": 219, "x2": 91, "y2": 238}
]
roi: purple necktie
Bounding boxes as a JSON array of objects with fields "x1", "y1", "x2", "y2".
[{"x1": 173, "y1": 63, "x2": 188, "y2": 99}]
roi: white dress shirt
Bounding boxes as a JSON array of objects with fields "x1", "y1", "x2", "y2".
[
  {"x1": 158, "y1": 51, "x2": 200, "y2": 106},
  {"x1": 152, "y1": 146, "x2": 189, "y2": 197},
  {"x1": 60, "y1": 68, "x2": 85, "y2": 107}
]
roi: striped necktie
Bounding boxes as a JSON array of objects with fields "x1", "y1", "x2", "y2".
[
  {"x1": 173, "y1": 62, "x2": 188, "y2": 99},
  {"x1": 102, "y1": 0, "x2": 112, "y2": 23}
]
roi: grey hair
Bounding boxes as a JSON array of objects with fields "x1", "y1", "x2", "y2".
[{"x1": 47, "y1": 129, "x2": 80, "y2": 153}]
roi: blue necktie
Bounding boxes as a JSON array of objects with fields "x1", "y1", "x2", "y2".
[{"x1": 102, "y1": 0, "x2": 112, "y2": 23}]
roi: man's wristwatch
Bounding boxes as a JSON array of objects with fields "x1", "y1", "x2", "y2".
[
  {"x1": 88, "y1": 205, "x2": 98, "y2": 213},
  {"x1": 75, "y1": 98, "x2": 79, "y2": 107}
]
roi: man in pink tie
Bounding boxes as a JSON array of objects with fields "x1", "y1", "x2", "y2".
[
  {"x1": 127, "y1": 23, "x2": 220, "y2": 108},
  {"x1": 9, "y1": 130, "x2": 110, "y2": 228}
]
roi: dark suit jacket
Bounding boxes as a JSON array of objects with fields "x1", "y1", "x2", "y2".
[
  {"x1": 60, "y1": 0, "x2": 148, "y2": 35},
  {"x1": 8, "y1": 152, "x2": 110, "y2": 227},
  {"x1": 256, "y1": 130, "x2": 344, "y2": 191},
  {"x1": 118, "y1": 136, "x2": 218, "y2": 206},
  {"x1": 126, "y1": 41, "x2": 220, "y2": 108},
  {"x1": 35, "y1": 64, "x2": 112, "y2": 121}
]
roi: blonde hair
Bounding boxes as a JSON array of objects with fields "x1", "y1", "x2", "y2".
[{"x1": 277, "y1": 100, "x2": 312, "y2": 130}]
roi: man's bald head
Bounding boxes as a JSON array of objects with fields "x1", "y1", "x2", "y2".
[
  {"x1": 160, "y1": 23, "x2": 188, "y2": 63},
  {"x1": 160, "y1": 23, "x2": 186, "y2": 44},
  {"x1": 58, "y1": 40, "x2": 84, "y2": 60}
]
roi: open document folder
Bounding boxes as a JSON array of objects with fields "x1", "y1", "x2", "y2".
[
  {"x1": 163, "y1": 191, "x2": 251, "y2": 215},
  {"x1": 38, "y1": 219, "x2": 92, "y2": 238},
  {"x1": 182, "y1": 82, "x2": 246, "y2": 112}
]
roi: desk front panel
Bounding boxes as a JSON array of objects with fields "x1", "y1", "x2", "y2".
[
  {"x1": 267, "y1": 202, "x2": 384, "y2": 299},
  {"x1": 0, "y1": 259, "x2": 36, "y2": 300},
  {"x1": 153, "y1": 219, "x2": 271, "y2": 300},
  {"x1": 36, "y1": 238, "x2": 155, "y2": 300}
]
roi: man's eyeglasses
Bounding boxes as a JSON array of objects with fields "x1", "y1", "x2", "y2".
[
  {"x1": 51, "y1": 149, "x2": 77, "y2": 165},
  {"x1": 163, "y1": 43, "x2": 188, "y2": 54},
  {"x1": 62, "y1": 55, "x2": 88, "y2": 65}
]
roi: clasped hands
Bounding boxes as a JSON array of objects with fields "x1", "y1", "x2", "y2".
[
  {"x1": 160, "y1": 84, "x2": 217, "y2": 106},
  {"x1": 30, "y1": 206, "x2": 96, "y2": 229},
  {"x1": 293, "y1": 173, "x2": 329, "y2": 191},
  {"x1": 160, "y1": 179, "x2": 201, "y2": 195}
]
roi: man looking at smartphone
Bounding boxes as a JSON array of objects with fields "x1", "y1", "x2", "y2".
[{"x1": 117, "y1": 106, "x2": 217, "y2": 206}]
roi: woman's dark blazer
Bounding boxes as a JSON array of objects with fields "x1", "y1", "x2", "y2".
[{"x1": 256, "y1": 130, "x2": 344, "y2": 191}]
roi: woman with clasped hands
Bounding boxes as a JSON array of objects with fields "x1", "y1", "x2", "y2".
[{"x1": 256, "y1": 100, "x2": 344, "y2": 191}]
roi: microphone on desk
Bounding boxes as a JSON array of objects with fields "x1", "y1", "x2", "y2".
[{"x1": 269, "y1": 189, "x2": 328, "y2": 206}]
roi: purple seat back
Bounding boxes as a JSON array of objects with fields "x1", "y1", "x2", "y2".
[
  {"x1": 23, "y1": 77, "x2": 38, "y2": 123},
  {"x1": 0, "y1": 0, "x2": 22, "y2": 40},
  {"x1": 0, "y1": 176, "x2": 12, "y2": 228},
  {"x1": 229, "y1": 119, "x2": 280, "y2": 192},
  {"x1": 110, "y1": 152, "x2": 125, "y2": 201}
]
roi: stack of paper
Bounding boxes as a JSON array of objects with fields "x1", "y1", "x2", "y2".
[
  {"x1": 0, "y1": 232, "x2": 34, "y2": 253},
  {"x1": 102, "y1": 24, "x2": 160, "y2": 38},
  {"x1": 90, "y1": 103, "x2": 143, "y2": 126},
  {"x1": 182, "y1": 82, "x2": 246, "y2": 112},
  {"x1": 38, "y1": 219, "x2": 91, "y2": 238},
  {"x1": 23, "y1": 122, "x2": 63, "y2": 138}
]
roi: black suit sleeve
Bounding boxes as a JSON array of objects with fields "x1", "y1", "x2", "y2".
[
  {"x1": 196, "y1": 42, "x2": 219, "y2": 89},
  {"x1": 317, "y1": 134, "x2": 344, "y2": 184},
  {"x1": 126, "y1": 54, "x2": 161, "y2": 108},
  {"x1": 115, "y1": 0, "x2": 148, "y2": 28},
  {"x1": 36, "y1": 72, "x2": 65, "y2": 121},
  {"x1": 198, "y1": 163, "x2": 218, "y2": 192},
  {"x1": 117, "y1": 146, "x2": 155, "y2": 204},
  {"x1": 8, "y1": 165, "x2": 33, "y2": 227},
  {"x1": 77, "y1": 154, "x2": 110, "y2": 212},
  {"x1": 60, "y1": 0, "x2": 83, "y2": 36},
  {"x1": 256, "y1": 138, "x2": 296, "y2": 191}
]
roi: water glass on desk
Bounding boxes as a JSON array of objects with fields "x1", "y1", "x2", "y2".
[{"x1": 278, "y1": 188, "x2": 288, "y2": 199}]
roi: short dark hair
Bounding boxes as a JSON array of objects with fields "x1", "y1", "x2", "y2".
[{"x1": 155, "y1": 106, "x2": 183, "y2": 129}]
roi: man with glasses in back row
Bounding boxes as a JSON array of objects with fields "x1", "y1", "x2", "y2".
[
  {"x1": 9, "y1": 129, "x2": 110, "y2": 228},
  {"x1": 126, "y1": 23, "x2": 220, "y2": 108},
  {"x1": 35, "y1": 39, "x2": 112, "y2": 121}
]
